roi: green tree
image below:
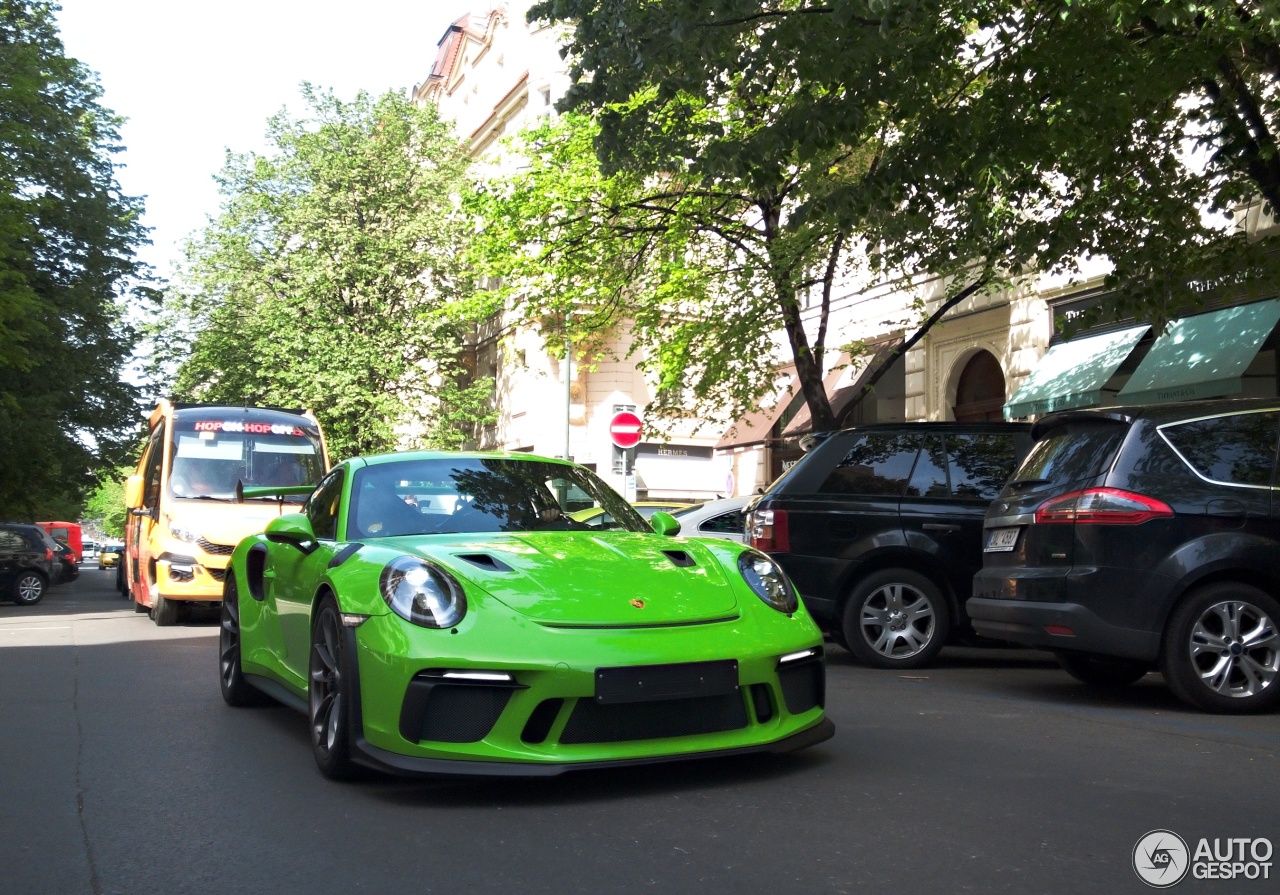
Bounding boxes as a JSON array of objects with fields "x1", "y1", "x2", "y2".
[
  {"x1": 530, "y1": 1, "x2": 1280, "y2": 423},
  {"x1": 154, "y1": 86, "x2": 492, "y2": 461},
  {"x1": 0, "y1": 0, "x2": 150, "y2": 518},
  {"x1": 82, "y1": 467, "x2": 129, "y2": 539},
  {"x1": 470, "y1": 104, "x2": 873, "y2": 435}
]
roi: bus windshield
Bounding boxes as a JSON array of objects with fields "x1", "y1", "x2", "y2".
[{"x1": 169, "y1": 418, "x2": 325, "y2": 502}]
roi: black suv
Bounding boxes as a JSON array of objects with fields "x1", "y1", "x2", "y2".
[
  {"x1": 0, "y1": 522, "x2": 62, "y2": 606},
  {"x1": 969, "y1": 399, "x2": 1280, "y2": 713},
  {"x1": 746, "y1": 422, "x2": 1032, "y2": 668}
]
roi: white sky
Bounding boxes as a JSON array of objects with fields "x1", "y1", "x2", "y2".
[{"x1": 55, "y1": 0, "x2": 490, "y2": 278}]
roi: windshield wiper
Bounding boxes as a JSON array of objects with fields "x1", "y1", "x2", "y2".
[{"x1": 1007, "y1": 477, "x2": 1053, "y2": 490}]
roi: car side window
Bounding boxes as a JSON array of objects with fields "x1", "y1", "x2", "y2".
[
  {"x1": 948, "y1": 433, "x2": 1019, "y2": 500},
  {"x1": 0, "y1": 530, "x2": 23, "y2": 551},
  {"x1": 1162, "y1": 411, "x2": 1280, "y2": 488},
  {"x1": 701, "y1": 511, "x2": 745, "y2": 534},
  {"x1": 905, "y1": 436, "x2": 949, "y2": 497},
  {"x1": 142, "y1": 422, "x2": 166, "y2": 508},
  {"x1": 820, "y1": 433, "x2": 920, "y2": 496},
  {"x1": 306, "y1": 469, "x2": 345, "y2": 540}
]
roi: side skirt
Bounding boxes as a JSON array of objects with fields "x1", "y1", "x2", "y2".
[{"x1": 244, "y1": 673, "x2": 308, "y2": 715}]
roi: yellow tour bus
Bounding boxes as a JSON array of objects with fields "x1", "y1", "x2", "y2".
[{"x1": 123, "y1": 401, "x2": 330, "y2": 625}]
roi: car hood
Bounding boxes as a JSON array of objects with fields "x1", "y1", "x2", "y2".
[{"x1": 400, "y1": 531, "x2": 742, "y2": 626}]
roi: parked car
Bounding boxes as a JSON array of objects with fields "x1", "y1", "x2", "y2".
[
  {"x1": 219, "y1": 450, "x2": 832, "y2": 779},
  {"x1": 569, "y1": 501, "x2": 693, "y2": 529},
  {"x1": 53, "y1": 540, "x2": 79, "y2": 584},
  {"x1": 969, "y1": 399, "x2": 1280, "y2": 714},
  {"x1": 0, "y1": 521, "x2": 63, "y2": 605},
  {"x1": 746, "y1": 422, "x2": 1033, "y2": 668},
  {"x1": 671, "y1": 496, "x2": 752, "y2": 542},
  {"x1": 98, "y1": 544, "x2": 123, "y2": 570}
]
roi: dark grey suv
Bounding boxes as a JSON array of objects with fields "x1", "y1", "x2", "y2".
[
  {"x1": 969, "y1": 399, "x2": 1280, "y2": 713},
  {"x1": 0, "y1": 522, "x2": 62, "y2": 605},
  {"x1": 746, "y1": 422, "x2": 1032, "y2": 668}
]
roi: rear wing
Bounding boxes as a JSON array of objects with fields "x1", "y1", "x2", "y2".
[{"x1": 237, "y1": 483, "x2": 315, "y2": 502}]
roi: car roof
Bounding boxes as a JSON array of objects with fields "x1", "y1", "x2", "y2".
[
  {"x1": 350, "y1": 450, "x2": 576, "y2": 469},
  {"x1": 1033, "y1": 397, "x2": 1280, "y2": 435}
]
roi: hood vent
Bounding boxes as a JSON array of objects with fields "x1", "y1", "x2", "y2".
[
  {"x1": 662, "y1": 550, "x2": 696, "y2": 568},
  {"x1": 455, "y1": 553, "x2": 513, "y2": 573}
]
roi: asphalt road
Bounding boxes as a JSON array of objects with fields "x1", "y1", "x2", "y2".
[{"x1": 1, "y1": 570, "x2": 1276, "y2": 895}]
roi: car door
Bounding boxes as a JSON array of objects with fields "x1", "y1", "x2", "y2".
[
  {"x1": 272, "y1": 468, "x2": 345, "y2": 686},
  {"x1": 0, "y1": 528, "x2": 23, "y2": 592},
  {"x1": 793, "y1": 431, "x2": 920, "y2": 593},
  {"x1": 129, "y1": 421, "x2": 167, "y2": 602},
  {"x1": 904, "y1": 431, "x2": 1022, "y2": 610}
]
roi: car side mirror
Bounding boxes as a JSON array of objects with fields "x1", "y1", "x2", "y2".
[
  {"x1": 264, "y1": 513, "x2": 319, "y2": 554},
  {"x1": 123, "y1": 474, "x2": 144, "y2": 510},
  {"x1": 649, "y1": 511, "x2": 681, "y2": 537}
]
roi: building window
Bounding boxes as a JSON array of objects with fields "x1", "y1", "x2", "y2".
[{"x1": 952, "y1": 351, "x2": 1006, "y2": 422}]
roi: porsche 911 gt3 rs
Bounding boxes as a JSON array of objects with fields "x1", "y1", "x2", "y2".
[{"x1": 219, "y1": 451, "x2": 833, "y2": 779}]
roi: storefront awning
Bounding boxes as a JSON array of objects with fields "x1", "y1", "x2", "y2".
[
  {"x1": 1116, "y1": 299, "x2": 1280, "y2": 405},
  {"x1": 715, "y1": 366, "x2": 799, "y2": 450},
  {"x1": 1003, "y1": 324, "x2": 1150, "y2": 419}
]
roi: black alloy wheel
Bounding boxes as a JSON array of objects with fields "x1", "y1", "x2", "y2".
[
  {"x1": 309, "y1": 596, "x2": 358, "y2": 780},
  {"x1": 842, "y1": 568, "x2": 950, "y2": 669},
  {"x1": 1162, "y1": 582, "x2": 1280, "y2": 714},
  {"x1": 12, "y1": 571, "x2": 46, "y2": 606},
  {"x1": 1053, "y1": 650, "x2": 1152, "y2": 689},
  {"x1": 219, "y1": 578, "x2": 269, "y2": 707}
]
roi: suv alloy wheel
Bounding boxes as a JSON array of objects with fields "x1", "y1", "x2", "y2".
[
  {"x1": 13, "y1": 570, "x2": 46, "y2": 605},
  {"x1": 1161, "y1": 582, "x2": 1280, "y2": 714},
  {"x1": 843, "y1": 568, "x2": 950, "y2": 669}
]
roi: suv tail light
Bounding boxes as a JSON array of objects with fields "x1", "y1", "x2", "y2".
[
  {"x1": 749, "y1": 509, "x2": 790, "y2": 552},
  {"x1": 45, "y1": 548, "x2": 53, "y2": 561},
  {"x1": 1034, "y1": 488, "x2": 1174, "y2": 525}
]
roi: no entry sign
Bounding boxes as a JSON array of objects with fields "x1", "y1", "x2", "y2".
[{"x1": 608, "y1": 411, "x2": 643, "y2": 449}]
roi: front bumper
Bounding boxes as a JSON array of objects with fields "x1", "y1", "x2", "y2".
[
  {"x1": 155, "y1": 551, "x2": 228, "y2": 603},
  {"x1": 346, "y1": 612, "x2": 833, "y2": 776}
]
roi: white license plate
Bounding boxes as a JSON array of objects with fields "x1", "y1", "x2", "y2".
[{"x1": 984, "y1": 527, "x2": 1020, "y2": 552}]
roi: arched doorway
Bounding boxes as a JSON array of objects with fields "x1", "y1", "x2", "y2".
[{"x1": 952, "y1": 350, "x2": 1007, "y2": 422}]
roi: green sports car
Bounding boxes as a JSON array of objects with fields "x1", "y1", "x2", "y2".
[{"x1": 219, "y1": 451, "x2": 833, "y2": 780}]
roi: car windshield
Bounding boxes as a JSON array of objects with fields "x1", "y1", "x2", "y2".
[
  {"x1": 168, "y1": 416, "x2": 325, "y2": 502},
  {"x1": 349, "y1": 457, "x2": 648, "y2": 538}
]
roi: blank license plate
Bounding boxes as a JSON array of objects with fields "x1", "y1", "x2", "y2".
[
  {"x1": 984, "y1": 527, "x2": 1020, "y2": 552},
  {"x1": 594, "y1": 660, "x2": 739, "y2": 704}
]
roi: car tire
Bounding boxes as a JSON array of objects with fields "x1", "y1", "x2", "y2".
[
  {"x1": 1161, "y1": 582, "x2": 1280, "y2": 714},
  {"x1": 12, "y1": 571, "x2": 47, "y2": 606},
  {"x1": 219, "y1": 578, "x2": 270, "y2": 707},
  {"x1": 309, "y1": 595, "x2": 358, "y2": 780},
  {"x1": 152, "y1": 591, "x2": 180, "y2": 626},
  {"x1": 842, "y1": 569, "x2": 950, "y2": 669},
  {"x1": 1053, "y1": 650, "x2": 1151, "y2": 688}
]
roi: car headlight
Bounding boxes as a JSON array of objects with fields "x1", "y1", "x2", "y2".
[
  {"x1": 379, "y1": 557, "x2": 467, "y2": 629},
  {"x1": 169, "y1": 522, "x2": 199, "y2": 543},
  {"x1": 738, "y1": 551, "x2": 798, "y2": 614}
]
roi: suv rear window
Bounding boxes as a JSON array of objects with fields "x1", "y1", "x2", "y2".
[
  {"x1": 1014, "y1": 422, "x2": 1126, "y2": 487},
  {"x1": 1160, "y1": 411, "x2": 1280, "y2": 487}
]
